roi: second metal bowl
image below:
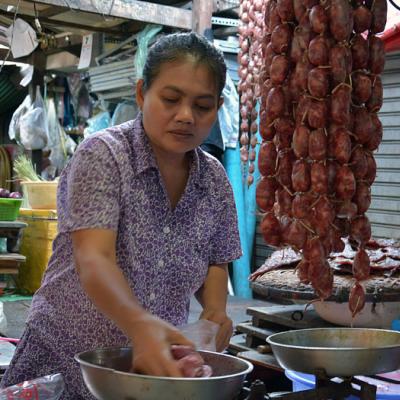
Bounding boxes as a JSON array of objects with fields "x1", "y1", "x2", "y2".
[{"x1": 267, "y1": 328, "x2": 400, "y2": 377}]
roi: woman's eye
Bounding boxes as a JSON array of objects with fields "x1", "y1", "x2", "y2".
[
  {"x1": 163, "y1": 98, "x2": 179, "y2": 103},
  {"x1": 196, "y1": 104, "x2": 212, "y2": 111}
]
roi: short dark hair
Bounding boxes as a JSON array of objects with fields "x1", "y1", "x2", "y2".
[{"x1": 142, "y1": 32, "x2": 227, "y2": 98}]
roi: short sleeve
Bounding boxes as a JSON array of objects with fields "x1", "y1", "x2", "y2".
[
  {"x1": 209, "y1": 168, "x2": 242, "y2": 265},
  {"x1": 58, "y1": 135, "x2": 120, "y2": 233}
]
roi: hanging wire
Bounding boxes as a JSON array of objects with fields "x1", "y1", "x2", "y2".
[
  {"x1": 33, "y1": 2, "x2": 43, "y2": 34},
  {"x1": 388, "y1": 0, "x2": 400, "y2": 11},
  {"x1": 63, "y1": 0, "x2": 77, "y2": 12},
  {"x1": 108, "y1": 0, "x2": 116, "y2": 15},
  {"x1": 0, "y1": 0, "x2": 22, "y2": 74}
]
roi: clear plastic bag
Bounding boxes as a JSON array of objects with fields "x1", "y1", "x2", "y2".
[
  {"x1": 8, "y1": 94, "x2": 32, "y2": 144},
  {"x1": 19, "y1": 86, "x2": 49, "y2": 150},
  {"x1": 0, "y1": 373, "x2": 65, "y2": 400},
  {"x1": 180, "y1": 320, "x2": 219, "y2": 351},
  {"x1": 45, "y1": 97, "x2": 76, "y2": 176},
  {"x1": 218, "y1": 73, "x2": 239, "y2": 149},
  {"x1": 111, "y1": 102, "x2": 138, "y2": 126}
]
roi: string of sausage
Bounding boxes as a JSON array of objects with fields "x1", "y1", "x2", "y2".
[{"x1": 238, "y1": 0, "x2": 387, "y2": 317}]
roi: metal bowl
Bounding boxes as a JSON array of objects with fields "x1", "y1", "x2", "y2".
[
  {"x1": 313, "y1": 300, "x2": 400, "y2": 328},
  {"x1": 267, "y1": 328, "x2": 400, "y2": 377},
  {"x1": 75, "y1": 347, "x2": 253, "y2": 400}
]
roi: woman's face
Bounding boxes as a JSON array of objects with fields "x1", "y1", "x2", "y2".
[{"x1": 136, "y1": 60, "x2": 222, "y2": 157}]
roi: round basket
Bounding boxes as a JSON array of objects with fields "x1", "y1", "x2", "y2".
[{"x1": 0, "y1": 198, "x2": 23, "y2": 221}]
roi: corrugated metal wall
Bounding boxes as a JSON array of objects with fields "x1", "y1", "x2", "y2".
[
  {"x1": 253, "y1": 51, "x2": 400, "y2": 270},
  {"x1": 368, "y1": 51, "x2": 400, "y2": 239}
]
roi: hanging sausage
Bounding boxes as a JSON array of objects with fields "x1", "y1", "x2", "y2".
[{"x1": 238, "y1": 0, "x2": 388, "y2": 316}]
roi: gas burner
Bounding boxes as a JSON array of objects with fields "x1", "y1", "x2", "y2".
[
  {"x1": 238, "y1": 369, "x2": 378, "y2": 400},
  {"x1": 237, "y1": 380, "x2": 270, "y2": 400}
]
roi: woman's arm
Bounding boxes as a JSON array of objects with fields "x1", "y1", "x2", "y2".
[
  {"x1": 72, "y1": 228, "x2": 193, "y2": 377},
  {"x1": 195, "y1": 263, "x2": 233, "y2": 351}
]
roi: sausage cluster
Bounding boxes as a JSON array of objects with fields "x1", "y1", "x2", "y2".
[{"x1": 238, "y1": 0, "x2": 387, "y2": 316}]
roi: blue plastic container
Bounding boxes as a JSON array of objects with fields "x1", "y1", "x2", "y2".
[
  {"x1": 392, "y1": 319, "x2": 400, "y2": 332},
  {"x1": 286, "y1": 370, "x2": 400, "y2": 400}
]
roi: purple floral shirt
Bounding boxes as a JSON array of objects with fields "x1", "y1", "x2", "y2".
[{"x1": 27, "y1": 115, "x2": 242, "y2": 354}]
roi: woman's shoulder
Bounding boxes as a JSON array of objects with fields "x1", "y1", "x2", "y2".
[
  {"x1": 197, "y1": 148, "x2": 231, "y2": 192},
  {"x1": 197, "y1": 147, "x2": 224, "y2": 171},
  {"x1": 78, "y1": 120, "x2": 136, "y2": 153}
]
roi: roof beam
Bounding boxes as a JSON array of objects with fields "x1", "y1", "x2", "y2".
[
  {"x1": 38, "y1": 5, "x2": 66, "y2": 18},
  {"x1": 24, "y1": 0, "x2": 192, "y2": 29},
  {"x1": 0, "y1": 9, "x2": 126, "y2": 34}
]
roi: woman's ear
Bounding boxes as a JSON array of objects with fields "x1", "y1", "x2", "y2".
[
  {"x1": 217, "y1": 96, "x2": 224, "y2": 110},
  {"x1": 136, "y1": 79, "x2": 145, "y2": 111}
]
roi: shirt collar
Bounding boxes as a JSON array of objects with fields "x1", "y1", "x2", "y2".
[
  {"x1": 130, "y1": 114, "x2": 158, "y2": 175},
  {"x1": 130, "y1": 114, "x2": 206, "y2": 189}
]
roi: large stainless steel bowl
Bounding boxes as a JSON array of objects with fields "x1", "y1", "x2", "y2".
[
  {"x1": 75, "y1": 347, "x2": 253, "y2": 400},
  {"x1": 267, "y1": 328, "x2": 400, "y2": 377}
]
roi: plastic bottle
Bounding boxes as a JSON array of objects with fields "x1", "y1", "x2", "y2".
[{"x1": 0, "y1": 374, "x2": 64, "y2": 400}]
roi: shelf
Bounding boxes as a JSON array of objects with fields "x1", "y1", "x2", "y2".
[{"x1": 0, "y1": 253, "x2": 26, "y2": 273}]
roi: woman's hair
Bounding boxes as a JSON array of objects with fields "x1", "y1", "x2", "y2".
[{"x1": 142, "y1": 32, "x2": 227, "y2": 97}]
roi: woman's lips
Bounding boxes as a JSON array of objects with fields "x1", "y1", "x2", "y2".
[{"x1": 169, "y1": 130, "x2": 193, "y2": 137}]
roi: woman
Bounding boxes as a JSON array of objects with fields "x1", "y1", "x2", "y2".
[{"x1": 1, "y1": 32, "x2": 242, "y2": 399}]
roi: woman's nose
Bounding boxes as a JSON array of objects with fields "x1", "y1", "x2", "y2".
[{"x1": 176, "y1": 105, "x2": 194, "y2": 124}]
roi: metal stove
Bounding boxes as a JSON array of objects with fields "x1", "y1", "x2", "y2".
[{"x1": 236, "y1": 368, "x2": 396, "y2": 400}]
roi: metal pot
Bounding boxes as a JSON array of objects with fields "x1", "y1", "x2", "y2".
[
  {"x1": 267, "y1": 328, "x2": 400, "y2": 377},
  {"x1": 75, "y1": 347, "x2": 253, "y2": 400}
]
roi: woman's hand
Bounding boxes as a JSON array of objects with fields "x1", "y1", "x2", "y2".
[
  {"x1": 199, "y1": 309, "x2": 233, "y2": 352},
  {"x1": 195, "y1": 264, "x2": 232, "y2": 352},
  {"x1": 130, "y1": 313, "x2": 195, "y2": 377}
]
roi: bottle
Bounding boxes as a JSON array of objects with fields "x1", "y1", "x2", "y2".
[{"x1": 0, "y1": 373, "x2": 64, "y2": 400}]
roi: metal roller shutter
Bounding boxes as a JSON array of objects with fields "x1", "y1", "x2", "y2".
[{"x1": 368, "y1": 51, "x2": 400, "y2": 239}]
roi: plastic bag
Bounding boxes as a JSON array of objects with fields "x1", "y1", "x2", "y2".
[
  {"x1": 111, "y1": 102, "x2": 138, "y2": 126},
  {"x1": 0, "y1": 18, "x2": 38, "y2": 59},
  {"x1": 180, "y1": 320, "x2": 219, "y2": 351},
  {"x1": 44, "y1": 97, "x2": 76, "y2": 176},
  {"x1": 8, "y1": 94, "x2": 32, "y2": 143},
  {"x1": 134, "y1": 25, "x2": 162, "y2": 79},
  {"x1": 19, "y1": 86, "x2": 49, "y2": 150},
  {"x1": 0, "y1": 373, "x2": 64, "y2": 400},
  {"x1": 0, "y1": 302, "x2": 7, "y2": 334},
  {"x1": 218, "y1": 73, "x2": 239, "y2": 149},
  {"x1": 84, "y1": 111, "x2": 111, "y2": 137}
]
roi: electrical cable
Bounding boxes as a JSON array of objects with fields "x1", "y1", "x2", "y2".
[{"x1": 388, "y1": 0, "x2": 400, "y2": 11}]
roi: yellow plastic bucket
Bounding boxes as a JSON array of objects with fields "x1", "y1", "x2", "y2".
[{"x1": 16, "y1": 208, "x2": 58, "y2": 294}]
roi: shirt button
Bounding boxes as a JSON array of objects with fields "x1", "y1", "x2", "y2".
[
  {"x1": 158, "y1": 259, "x2": 164, "y2": 267},
  {"x1": 149, "y1": 292, "x2": 156, "y2": 301},
  {"x1": 163, "y1": 226, "x2": 170, "y2": 234}
]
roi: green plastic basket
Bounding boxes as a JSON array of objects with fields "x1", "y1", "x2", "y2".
[{"x1": 0, "y1": 198, "x2": 23, "y2": 221}]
